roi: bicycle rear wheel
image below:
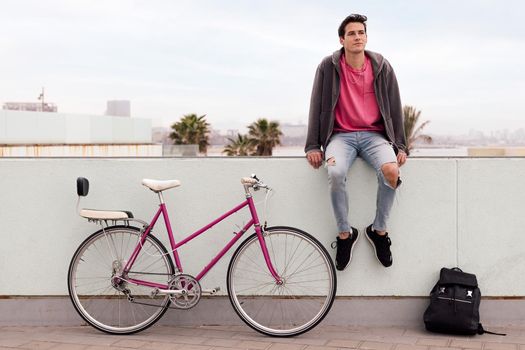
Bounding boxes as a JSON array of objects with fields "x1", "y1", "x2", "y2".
[
  {"x1": 68, "y1": 225, "x2": 175, "y2": 334},
  {"x1": 227, "y1": 226, "x2": 336, "y2": 337}
]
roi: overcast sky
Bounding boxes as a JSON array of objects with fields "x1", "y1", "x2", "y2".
[{"x1": 1, "y1": 0, "x2": 524, "y2": 135}]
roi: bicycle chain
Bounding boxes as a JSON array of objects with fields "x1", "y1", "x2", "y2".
[
  {"x1": 121, "y1": 272, "x2": 199, "y2": 310},
  {"x1": 120, "y1": 285, "x2": 182, "y2": 310},
  {"x1": 128, "y1": 298, "x2": 184, "y2": 310}
]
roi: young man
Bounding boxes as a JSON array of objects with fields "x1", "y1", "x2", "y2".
[{"x1": 305, "y1": 14, "x2": 407, "y2": 270}]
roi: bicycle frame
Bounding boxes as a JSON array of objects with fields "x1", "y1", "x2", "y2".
[{"x1": 122, "y1": 191, "x2": 281, "y2": 290}]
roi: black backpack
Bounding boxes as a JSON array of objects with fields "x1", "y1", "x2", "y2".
[{"x1": 423, "y1": 267, "x2": 505, "y2": 336}]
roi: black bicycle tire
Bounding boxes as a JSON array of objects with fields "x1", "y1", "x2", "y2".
[
  {"x1": 67, "y1": 225, "x2": 175, "y2": 335},
  {"x1": 226, "y1": 226, "x2": 337, "y2": 337}
]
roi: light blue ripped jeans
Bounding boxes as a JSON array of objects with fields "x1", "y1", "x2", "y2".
[{"x1": 325, "y1": 131, "x2": 399, "y2": 233}]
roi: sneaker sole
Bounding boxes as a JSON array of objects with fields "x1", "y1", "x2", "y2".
[
  {"x1": 339, "y1": 231, "x2": 359, "y2": 271},
  {"x1": 365, "y1": 229, "x2": 392, "y2": 267}
]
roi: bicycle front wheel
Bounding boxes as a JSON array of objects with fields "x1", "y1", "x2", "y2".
[
  {"x1": 68, "y1": 226, "x2": 175, "y2": 334},
  {"x1": 227, "y1": 226, "x2": 336, "y2": 337}
]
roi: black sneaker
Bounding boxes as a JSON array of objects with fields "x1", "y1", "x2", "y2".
[
  {"x1": 365, "y1": 225, "x2": 393, "y2": 267},
  {"x1": 331, "y1": 227, "x2": 359, "y2": 271}
]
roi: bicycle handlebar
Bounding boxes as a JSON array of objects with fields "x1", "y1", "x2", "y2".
[{"x1": 241, "y1": 174, "x2": 269, "y2": 191}]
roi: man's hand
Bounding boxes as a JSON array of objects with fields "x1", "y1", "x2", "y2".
[
  {"x1": 397, "y1": 150, "x2": 407, "y2": 166},
  {"x1": 306, "y1": 151, "x2": 324, "y2": 169}
]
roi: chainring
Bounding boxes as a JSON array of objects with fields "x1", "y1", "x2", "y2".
[{"x1": 168, "y1": 274, "x2": 201, "y2": 309}]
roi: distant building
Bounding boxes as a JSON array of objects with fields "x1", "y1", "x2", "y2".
[
  {"x1": 209, "y1": 128, "x2": 230, "y2": 145},
  {"x1": 106, "y1": 100, "x2": 130, "y2": 117},
  {"x1": 280, "y1": 123, "x2": 307, "y2": 146},
  {"x1": 3, "y1": 102, "x2": 57, "y2": 112},
  {"x1": 152, "y1": 126, "x2": 171, "y2": 145},
  {"x1": 0, "y1": 109, "x2": 158, "y2": 157}
]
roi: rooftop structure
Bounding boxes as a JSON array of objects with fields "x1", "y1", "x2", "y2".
[
  {"x1": 105, "y1": 100, "x2": 131, "y2": 117},
  {"x1": 0, "y1": 109, "x2": 158, "y2": 157},
  {"x1": 3, "y1": 101, "x2": 57, "y2": 113}
]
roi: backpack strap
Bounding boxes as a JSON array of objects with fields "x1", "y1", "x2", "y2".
[{"x1": 478, "y1": 323, "x2": 506, "y2": 336}]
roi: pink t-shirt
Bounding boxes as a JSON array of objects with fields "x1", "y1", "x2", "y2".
[{"x1": 334, "y1": 55, "x2": 384, "y2": 133}]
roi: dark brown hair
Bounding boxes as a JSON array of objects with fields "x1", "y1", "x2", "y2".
[{"x1": 338, "y1": 14, "x2": 367, "y2": 38}]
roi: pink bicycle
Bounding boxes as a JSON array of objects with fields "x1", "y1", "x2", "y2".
[{"x1": 68, "y1": 175, "x2": 336, "y2": 337}]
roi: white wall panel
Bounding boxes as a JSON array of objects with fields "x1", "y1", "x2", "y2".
[{"x1": 457, "y1": 158, "x2": 525, "y2": 295}]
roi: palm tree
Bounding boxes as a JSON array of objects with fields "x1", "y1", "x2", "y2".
[
  {"x1": 247, "y1": 118, "x2": 283, "y2": 156},
  {"x1": 169, "y1": 114, "x2": 210, "y2": 154},
  {"x1": 222, "y1": 133, "x2": 256, "y2": 156},
  {"x1": 403, "y1": 105, "x2": 432, "y2": 152}
]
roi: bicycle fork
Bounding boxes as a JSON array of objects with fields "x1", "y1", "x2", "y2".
[{"x1": 246, "y1": 194, "x2": 283, "y2": 285}]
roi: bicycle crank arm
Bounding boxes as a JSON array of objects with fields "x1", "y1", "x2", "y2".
[
  {"x1": 155, "y1": 286, "x2": 220, "y2": 296},
  {"x1": 201, "y1": 286, "x2": 221, "y2": 295},
  {"x1": 156, "y1": 289, "x2": 185, "y2": 296}
]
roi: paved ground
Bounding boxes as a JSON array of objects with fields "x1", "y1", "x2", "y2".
[{"x1": 1, "y1": 324, "x2": 524, "y2": 350}]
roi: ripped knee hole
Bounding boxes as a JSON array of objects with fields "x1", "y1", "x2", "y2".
[{"x1": 325, "y1": 156, "x2": 336, "y2": 166}]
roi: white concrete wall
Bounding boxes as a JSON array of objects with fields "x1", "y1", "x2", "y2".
[
  {"x1": 0, "y1": 110, "x2": 152, "y2": 144},
  {"x1": 0, "y1": 158, "x2": 524, "y2": 297}
]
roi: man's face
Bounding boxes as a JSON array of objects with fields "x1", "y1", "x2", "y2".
[{"x1": 339, "y1": 22, "x2": 367, "y2": 54}]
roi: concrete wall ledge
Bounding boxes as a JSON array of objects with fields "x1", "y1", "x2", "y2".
[
  {"x1": 1, "y1": 297, "x2": 524, "y2": 327},
  {"x1": 1, "y1": 157, "x2": 524, "y2": 325}
]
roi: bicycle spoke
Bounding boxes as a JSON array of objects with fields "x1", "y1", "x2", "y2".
[
  {"x1": 68, "y1": 227, "x2": 173, "y2": 334},
  {"x1": 228, "y1": 228, "x2": 336, "y2": 337}
]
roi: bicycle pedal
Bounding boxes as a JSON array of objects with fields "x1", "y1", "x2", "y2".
[{"x1": 202, "y1": 286, "x2": 220, "y2": 295}]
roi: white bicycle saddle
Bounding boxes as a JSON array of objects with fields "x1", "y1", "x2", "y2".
[{"x1": 142, "y1": 179, "x2": 181, "y2": 192}]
